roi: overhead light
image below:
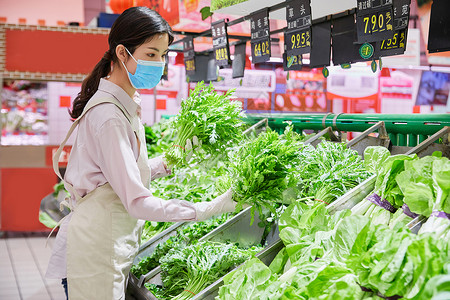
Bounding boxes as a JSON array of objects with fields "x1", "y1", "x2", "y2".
[
  {"x1": 168, "y1": 52, "x2": 178, "y2": 57},
  {"x1": 302, "y1": 58, "x2": 310, "y2": 64}
]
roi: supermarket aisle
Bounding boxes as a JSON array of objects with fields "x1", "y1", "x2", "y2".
[{"x1": 0, "y1": 233, "x2": 66, "y2": 300}]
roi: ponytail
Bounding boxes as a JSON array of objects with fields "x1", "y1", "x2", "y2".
[{"x1": 69, "y1": 50, "x2": 112, "y2": 119}]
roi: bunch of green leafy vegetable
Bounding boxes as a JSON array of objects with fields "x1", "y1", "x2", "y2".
[
  {"x1": 418, "y1": 157, "x2": 450, "y2": 239},
  {"x1": 131, "y1": 214, "x2": 229, "y2": 278},
  {"x1": 216, "y1": 125, "x2": 308, "y2": 223},
  {"x1": 165, "y1": 82, "x2": 245, "y2": 167},
  {"x1": 294, "y1": 141, "x2": 372, "y2": 205},
  {"x1": 140, "y1": 221, "x2": 173, "y2": 244},
  {"x1": 351, "y1": 146, "x2": 417, "y2": 226},
  {"x1": 158, "y1": 241, "x2": 262, "y2": 300},
  {"x1": 391, "y1": 153, "x2": 448, "y2": 230}
]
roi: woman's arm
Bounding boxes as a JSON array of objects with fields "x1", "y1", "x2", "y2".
[{"x1": 95, "y1": 118, "x2": 197, "y2": 222}]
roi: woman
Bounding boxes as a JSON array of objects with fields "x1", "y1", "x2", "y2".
[{"x1": 46, "y1": 7, "x2": 235, "y2": 300}]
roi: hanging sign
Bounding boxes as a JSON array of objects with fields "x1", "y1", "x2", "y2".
[
  {"x1": 356, "y1": 0, "x2": 395, "y2": 43},
  {"x1": 211, "y1": 19, "x2": 231, "y2": 67},
  {"x1": 183, "y1": 36, "x2": 196, "y2": 75},
  {"x1": 284, "y1": 0, "x2": 312, "y2": 58},
  {"x1": 377, "y1": 0, "x2": 410, "y2": 57},
  {"x1": 250, "y1": 8, "x2": 271, "y2": 63}
]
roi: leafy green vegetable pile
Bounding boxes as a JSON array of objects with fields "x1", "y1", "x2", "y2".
[
  {"x1": 165, "y1": 82, "x2": 245, "y2": 167},
  {"x1": 131, "y1": 214, "x2": 229, "y2": 278},
  {"x1": 149, "y1": 241, "x2": 262, "y2": 300},
  {"x1": 218, "y1": 199, "x2": 450, "y2": 300},
  {"x1": 295, "y1": 142, "x2": 372, "y2": 204},
  {"x1": 217, "y1": 128, "x2": 371, "y2": 224},
  {"x1": 140, "y1": 221, "x2": 173, "y2": 244},
  {"x1": 352, "y1": 147, "x2": 450, "y2": 232}
]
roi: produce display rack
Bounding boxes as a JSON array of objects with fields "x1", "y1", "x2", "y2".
[
  {"x1": 190, "y1": 135, "x2": 450, "y2": 300},
  {"x1": 128, "y1": 113, "x2": 450, "y2": 300}
]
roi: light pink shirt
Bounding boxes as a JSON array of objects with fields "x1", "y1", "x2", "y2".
[{"x1": 46, "y1": 79, "x2": 196, "y2": 279}]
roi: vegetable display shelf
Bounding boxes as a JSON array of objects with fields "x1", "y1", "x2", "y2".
[
  {"x1": 191, "y1": 176, "x2": 381, "y2": 300},
  {"x1": 126, "y1": 207, "x2": 278, "y2": 300},
  {"x1": 171, "y1": 129, "x2": 450, "y2": 299},
  {"x1": 127, "y1": 118, "x2": 448, "y2": 300}
]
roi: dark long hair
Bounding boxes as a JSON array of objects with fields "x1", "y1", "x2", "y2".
[{"x1": 70, "y1": 7, "x2": 174, "y2": 119}]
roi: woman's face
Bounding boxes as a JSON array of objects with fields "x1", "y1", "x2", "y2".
[{"x1": 124, "y1": 33, "x2": 169, "y2": 74}]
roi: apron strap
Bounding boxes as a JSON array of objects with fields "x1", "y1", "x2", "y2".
[{"x1": 52, "y1": 96, "x2": 133, "y2": 204}]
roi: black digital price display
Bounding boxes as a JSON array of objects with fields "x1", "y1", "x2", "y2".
[
  {"x1": 285, "y1": 28, "x2": 311, "y2": 53},
  {"x1": 356, "y1": 0, "x2": 394, "y2": 43},
  {"x1": 250, "y1": 8, "x2": 271, "y2": 63},
  {"x1": 285, "y1": 0, "x2": 312, "y2": 57},
  {"x1": 183, "y1": 36, "x2": 195, "y2": 75},
  {"x1": 211, "y1": 19, "x2": 230, "y2": 67},
  {"x1": 377, "y1": 0, "x2": 410, "y2": 56}
]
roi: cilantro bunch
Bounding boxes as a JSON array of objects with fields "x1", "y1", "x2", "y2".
[
  {"x1": 165, "y1": 82, "x2": 245, "y2": 167},
  {"x1": 131, "y1": 214, "x2": 229, "y2": 278},
  {"x1": 158, "y1": 241, "x2": 262, "y2": 300}
]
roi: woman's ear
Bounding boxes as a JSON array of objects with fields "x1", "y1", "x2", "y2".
[{"x1": 116, "y1": 45, "x2": 127, "y2": 64}]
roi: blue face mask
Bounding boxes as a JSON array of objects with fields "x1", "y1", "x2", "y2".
[{"x1": 122, "y1": 47, "x2": 165, "y2": 89}]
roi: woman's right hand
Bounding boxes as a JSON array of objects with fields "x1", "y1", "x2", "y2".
[{"x1": 193, "y1": 189, "x2": 236, "y2": 221}]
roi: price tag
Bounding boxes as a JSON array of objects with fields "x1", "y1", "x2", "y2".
[
  {"x1": 356, "y1": 0, "x2": 394, "y2": 43},
  {"x1": 285, "y1": 0, "x2": 311, "y2": 59},
  {"x1": 377, "y1": 28, "x2": 407, "y2": 56},
  {"x1": 183, "y1": 36, "x2": 195, "y2": 75},
  {"x1": 250, "y1": 8, "x2": 271, "y2": 63},
  {"x1": 283, "y1": 53, "x2": 303, "y2": 71},
  {"x1": 285, "y1": 28, "x2": 311, "y2": 55},
  {"x1": 377, "y1": 0, "x2": 410, "y2": 56},
  {"x1": 211, "y1": 19, "x2": 230, "y2": 67}
]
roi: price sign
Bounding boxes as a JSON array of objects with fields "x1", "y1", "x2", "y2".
[
  {"x1": 285, "y1": 0, "x2": 312, "y2": 57},
  {"x1": 283, "y1": 53, "x2": 303, "y2": 71},
  {"x1": 250, "y1": 8, "x2": 271, "y2": 63},
  {"x1": 356, "y1": 0, "x2": 394, "y2": 43},
  {"x1": 377, "y1": 0, "x2": 410, "y2": 56},
  {"x1": 183, "y1": 36, "x2": 196, "y2": 75},
  {"x1": 212, "y1": 19, "x2": 230, "y2": 67}
]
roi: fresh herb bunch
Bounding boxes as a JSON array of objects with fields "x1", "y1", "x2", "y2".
[
  {"x1": 158, "y1": 241, "x2": 262, "y2": 300},
  {"x1": 131, "y1": 214, "x2": 229, "y2": 278},
  {"x1": 165, "y1": 82, "x2": 245, "y2": 167},
  {"x1": 295, "y1": 142, "x2": 372, "y2": 204},
  {"x1": 216, "y1": 125, "x2": 307, "y2": 223}
]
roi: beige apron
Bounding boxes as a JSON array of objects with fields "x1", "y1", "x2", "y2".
[{"x1": 52, "y1": 96, "x2": 150, "y2": 300}]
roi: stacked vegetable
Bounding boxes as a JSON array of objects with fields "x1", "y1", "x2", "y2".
[
  {"x1": 131, "y1": 214, "x2": 229, "y2": 278},
  {"x1": 148, "y1": 241, "x2": 262, "y2": 300},
  {"x1": 352, "y1": 147, "x2": 450, "y2": 232},
  {"x1": 218, "y1": 200, "x2": 450, "y2": 300},
  {"x1": 217, "y1": 127, "x2": 372, "y2": 223},
  {"x1": 164, "y1": 82, "x2": 245, "y2": 167}
]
